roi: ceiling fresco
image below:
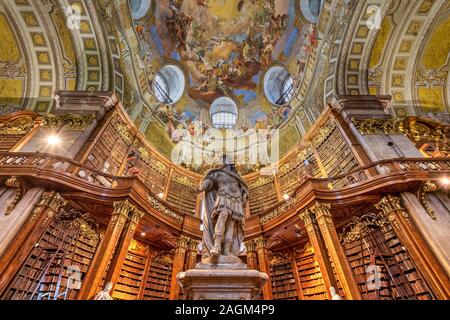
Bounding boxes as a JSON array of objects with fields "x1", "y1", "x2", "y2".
[
  {"x1": 127, "y1": 0, "x2": 321, "y2": 171},
  {"x1": 150, "y1": 0, "x2": 297, "y2": 105},
  {"x1": 131, "y1": 0, "x2": 318, "y2": 122}
]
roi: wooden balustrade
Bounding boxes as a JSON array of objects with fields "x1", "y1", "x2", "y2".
[{"x1": 2, "y1": 152, "x2": 450, "y2": 230}]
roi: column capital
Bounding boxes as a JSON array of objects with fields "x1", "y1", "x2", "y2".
[
  {"x1": 176, "y1": 235, "x2": 191, "y2": 249},
  {"x1": 308, "y1": 202, "x2": 332, "y2": 219},
  {"x1": 113, "y1": 199, "x2": 144, "y2": 222},
  {"x1": 130, "y1": 208, "x2": 145, "y2": 223},
  {"x1": 244, "y1": 239, "x2": 256, "y2": 252},
  {"x1": 254, "y1": 236, "x2": 268, "y2": 249},
  {"x1": 375, "y1": 195, "x2": 405, "y2": 215},
  {"x1": 299, "y1": 202, "x2": 331, "y2": 224},
  {"x1": 113, "y1": 199, "x2": 135, "y2": 217},
  {"x1": 37, "y1": 191, "x2": 67, "y2": 212},
  {"x1": 188, "y1": 239, "x2": 199, "y2": 252}
]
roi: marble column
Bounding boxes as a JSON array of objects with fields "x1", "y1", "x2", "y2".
[
  {"x1": 307, "y1": 202, "x2": 362, "y2": 300},
  {"x1": 169, "y1": 235, "x2": 190, "y2": 300},
  {"x1": 254, "y1": 236, "x2": 273, "y2": 300},
  {"x1": 376, "y1": 195, "x2": 450, "y2": 299},
  {"x1": 77, "y1": 200, "x2": 134, "y2": 300}
]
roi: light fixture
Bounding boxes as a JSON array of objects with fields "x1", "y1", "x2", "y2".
[
  {"x1": 440, "y1": 177, "x2": 450, "y2": 185},
  {"x1": 283, "y1": 194, "x2": 290, "y2": 201},
  {"x1": 158, "y1": 192, "x2": 164, "y2": 199},
  {"x1": 47, "y1": 134, "x2": 60, "y2": 146},
  {"x1": 141, "y1": 232, "x2": 146, "y2": 237}
]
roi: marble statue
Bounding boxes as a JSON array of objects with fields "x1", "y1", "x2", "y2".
[
  {"x1": 94, "y1": 282, "x2": 113, "y2": 300},
  {"x1": 199, "y1": 160, "x2": 248, "y2": 261},
  {"x1": 330, "y1": 286, "x2": 343, "y2": 300}
]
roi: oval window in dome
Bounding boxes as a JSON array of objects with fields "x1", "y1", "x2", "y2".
[
  {"x1": 264, "y1": 66, "x2": 294, "y2": 106},
  {"x1": 210, "y1": 97, "x2": 238, "y2": 129},
  {"x1": 300, "y1": 0, "x2": 323, "y2": 24},
  {"x1": 129, "y1": 0, "x2": 152, "y2": 20},
  {"x1": 153, "y1": 64, "x2": 185, "y2": 105}
]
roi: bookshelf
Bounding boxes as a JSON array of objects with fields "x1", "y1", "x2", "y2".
[
  {"x1": 295, "y1": 245, "x2": 327, "y2": 300},
  {"x1": 85, "y1": 118, "x2": 130, "y2": 175},
  {"x1": 270, "y1": 254, "x2": 298, "y2": 300},
  {"x1": 248, "y1": 179, "x2": 279, "y2": 215},
  {"x1": 340, "y1": 213, "x2": 434, "y2": 300},
  {"x1": 112, "y1": 251, "x2": 147, "y2": 300},
  {"x1": 166, "y1": 174, "x2": 198, "y2": 215},
  {"x1": 142, "y1": 252, "x2": 173, "y2": 300},
  {"x1": 2, "y1": 213, "x2": 99, "y2": 300},
  {"x1": 315, "y1": 124, "x2": 359, "y2": 187}
]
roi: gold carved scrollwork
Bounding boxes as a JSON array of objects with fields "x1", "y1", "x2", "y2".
[
  {"x1": 311, "y1": 122, "x2": 337, "y2": 148},
  {"x1": 153, "y1": 251, "x2": 174, "y2": 265},
  {"x1": 0, "y1": 117, "x2": 35, "y2": 135},
  {"x1": 269, "y1": 252, "x2": 290, "y2": 266},
  {"x1": 43, "y1": 113, "x2": 95, "y2": 131},
  {"x1": 418, "y1": 181, "x2": 438, "y2": 220},
  {"x1": 4, "y1": 176, "x2": 26, "y2": 215},
  {"x1": 352, "y1": 118, "x2": 448, "y2": 151},
  {"x1": 173, "y1": 174, "x2": 197, "y2": 189},
  {"x1": 112, "y1": 120, "x2": 133, "y2": 144},
  {"x1": 56, "y1": 209, "x2": 100, "y2": 241},
  {"x1": 352, "y1": 118, "x2": 404, "y2": 135},
  {"x1": 339, "y1": 212, "x2": 389, "y2": 245}
]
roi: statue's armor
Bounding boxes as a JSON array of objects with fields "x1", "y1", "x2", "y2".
[{"x1": 206, "y1": 171, "x2": 245, "y2": 224}]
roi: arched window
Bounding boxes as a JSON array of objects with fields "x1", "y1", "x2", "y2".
[
  {"x1": 300, "y1": 0, "x2": 323, "y2": 24},
  {"x1": 264, "y1": 66, "x2": 294, "y2": 106},
  {"x1": 129, "y1": 0, "x2": 152, "y2": 20},
  {"x1": 210, "y1": 97, "x2": 238, "y2": 129},
  {"x1": 153, "y1": 64, "x2": 185, "y2": 105}
]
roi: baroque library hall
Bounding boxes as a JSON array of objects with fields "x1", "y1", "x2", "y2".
[{"x1": 0, "y1": 0, "x2": 449, "y2": 303}]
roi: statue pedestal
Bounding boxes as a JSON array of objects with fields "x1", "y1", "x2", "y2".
[{"x1": 177, "y1": 257, "x2": 268, "y2": 300}]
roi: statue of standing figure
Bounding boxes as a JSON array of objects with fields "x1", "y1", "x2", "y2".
[{"x1": 199, "y1": 159, "x2": 248, "y2": 262}]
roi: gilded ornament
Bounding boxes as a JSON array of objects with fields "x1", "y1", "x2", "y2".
[
  {"x1": 339, "y1": 212, "x2": 389, "y2": 245},
  {"x1": 4, "y1": 176, "x2": 26, "y2": 215},
  {"x1": 418, "y1": 181, "x2": 438, "y2": 220},
  {"x1": 43, "y1": 113, "x2": 95, "y2": 131},
  {"x1": 0, "y1": 117, "x2": 35, "y2": 135},
  {"x1": 269, "y1": 252, "x2": 291, "y2": 266}
]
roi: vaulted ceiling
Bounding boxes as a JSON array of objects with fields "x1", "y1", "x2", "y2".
[{"x1": 0, "y1": 0, "x2": 449, "y2": 167}]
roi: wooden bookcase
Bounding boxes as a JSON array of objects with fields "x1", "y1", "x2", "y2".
[
  {"x1": 166, "y1": 176, "x2": 198, "y2": 215},
  {"x1": 3, "y1": 213, "x2": 99, "y2": 300},
  {"x1": 133, "y1": 155, "x2": 166, "y2": 196},
  {"x1": 270, "y1": 257, "x2": 298, "y2": 300},
  {"x1": 112, "y1": 251, "x2": 148, "y2": 300},
  {"x1": 248, "y1": 180, "x2": 279, "y2": 215},
  {"x1": 315, "y1": 125, "x2": 359, "y2": 187},
  {"x1": 295, "y1": 245, "x2": 327, "y2": 300},
  {"x1": 142, "y1": 253, "x2": 173, "y2": 300},
  {"x1": 85, "y1": 118, "x2": 130, "y2": 176},
  {"x1": 341, "y1": 214, "x2": 434, "y2": 300}
]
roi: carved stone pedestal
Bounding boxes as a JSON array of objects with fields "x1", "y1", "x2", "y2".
[{"x1": 177, "y1": 257, "x2": 268, "y2": 300}]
